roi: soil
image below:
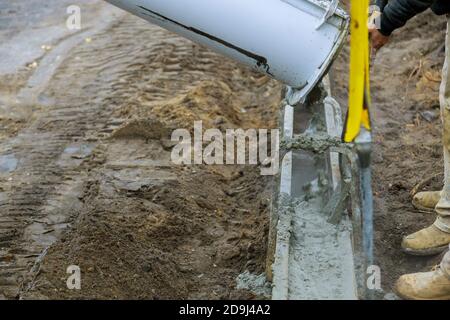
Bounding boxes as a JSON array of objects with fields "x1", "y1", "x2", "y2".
[
  {"x1": 0, "y1": 1, "x2": 281, "y2": 299},
  {"x1": 332, "y1": 7, "x2": 448, "y2": 293}
]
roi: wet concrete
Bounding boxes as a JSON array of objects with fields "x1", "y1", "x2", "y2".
[
  {"x1": 0, "y1": 154, "x2": 18, "y2": 173},
  {"x1": 0, "y1": 1, "x2": 120, "y2": 75},
  {"x1": 272, "y1": 83, "x2": 357, "y2": 299}
]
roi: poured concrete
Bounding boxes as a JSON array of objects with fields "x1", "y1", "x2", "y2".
[
  {"x1": 271, "y1": 80, "x2": 358, "y2": 300},
  {"x1": 289, "y1": 197, "x2": 356, "y2": 299}
]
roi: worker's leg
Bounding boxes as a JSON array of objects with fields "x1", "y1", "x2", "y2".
[
  {"x1": 443, "y1": 247, "x2": 450, "y2": 276},
  {"x1": 402, "y1": 17, "x2": 450, "y2": 255},
  {"x1": 435, "y1": 15, "x2": 450, "y2": 233},
  {"x1": 395, "y1": 246, "x2": 450, "y2": 300},
  {"x1": 435, "y1": 15, "x2": 450, "y2": 234},
  {"x1": 411, "y1": 20, "x2": 450, "y2": 214}
]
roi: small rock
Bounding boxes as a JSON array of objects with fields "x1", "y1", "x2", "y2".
[
  {"x1": 41, "y1": 44, "x2": 52, "y2": 51},
  {"x1": 27, "y1": 61, "x2": 38, "y2": 69},
  {"x1": 142, "y1": 263, "x2": 152, "y2": 273},
  {"x1": 420, "y1": 110, "x2": 438, "y2": 122},
  {"x1": 213, "y1": 117, "x2": 225, "y2": 125},
  {"x1": 384, "y1": 292, "x2": 400, "y2": 300}
]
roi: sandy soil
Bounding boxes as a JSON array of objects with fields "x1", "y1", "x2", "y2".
[
  {"x1": 333, "y1": 8, "x2": 447, "y2": 293},
  {"x1": 0, "y1": 1, "x2": 281, "y2": 299}
]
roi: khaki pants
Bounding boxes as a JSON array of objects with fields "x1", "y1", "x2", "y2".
[
  {"x1": 437, "y1": 18, "x2": 450, "y2": 275},
  {"x1": 435, "y1": 17, "x2": 450, "y2": 234},
  {"x1": 443, "y1": 245, "x2": 450, "y2": 277},
  {"x1": 441, "y1": 246, "x2": 450, "y2": 277}
]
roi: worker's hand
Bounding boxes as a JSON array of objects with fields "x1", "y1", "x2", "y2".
[{"x1": 369, "y1": 27, "x2": 389, "y2": 51}]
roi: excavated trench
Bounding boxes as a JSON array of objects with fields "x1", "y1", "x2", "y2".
[{"x1": 269, "y1": 81, "x2": 358, "y2": 300}]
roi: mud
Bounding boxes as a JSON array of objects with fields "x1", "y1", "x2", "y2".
[
  {"x1": 0, "y1": 1, "x2": 281, "y2": 299},
  {"x1": 332, "y1": 5, "x2": 447, "y2": 294}
]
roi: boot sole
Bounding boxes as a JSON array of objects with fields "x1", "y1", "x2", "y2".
[
  {"x1": 402, "y1": 244, "x2": 449, "y2": 256},
  {"x1": 394, "y1": 288, "x2": 450, "y2": 300},
  {"x1": 411, "y1": 201, "x2": 435, "y2": 214}
]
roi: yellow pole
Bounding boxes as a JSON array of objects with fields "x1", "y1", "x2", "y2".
[{"x1": 344, "y1": 0, "x2": 371, "y2": 143}]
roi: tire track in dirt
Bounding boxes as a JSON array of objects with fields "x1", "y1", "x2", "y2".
[
  {"x1": 1, "y1": 12, "x2": 281, "y2": 299},
  {"x1": 0, "y1": 13, "x2": 131, "y2": 299}
]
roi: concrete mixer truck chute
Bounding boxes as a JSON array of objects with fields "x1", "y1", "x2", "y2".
[{"x1": 105, "y1": 0, "x2": 349, "y2": 101}]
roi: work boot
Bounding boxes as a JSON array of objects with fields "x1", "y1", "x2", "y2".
[
  {"x1": 402, "y1": 225, "x2": 450, "y2": 256},
  {"x1": 394, "y1": 265, "x2": 450, "y2": 300},
  {"x1": 412, "y1": 191, "x2": 441, "y2": 213}
]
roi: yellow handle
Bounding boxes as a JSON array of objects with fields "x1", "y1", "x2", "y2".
[{"x1": 343, "y1": 0, "x2": 372, "y2": 143}]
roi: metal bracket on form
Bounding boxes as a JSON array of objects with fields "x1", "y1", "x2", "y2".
[{"x1": 316, "y1": 0, "x2": 339, "y2": 29}]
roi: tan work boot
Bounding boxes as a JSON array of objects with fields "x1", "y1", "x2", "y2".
[
  {"x1": 394, "y1": 266, "x2": 450, "y2": 300},
  {"x1": 402, "y1": 225, "x2": 450, "y2": 256},
  {"x1": 412, "y1": 191, "x2": 441, "y2": 213}
]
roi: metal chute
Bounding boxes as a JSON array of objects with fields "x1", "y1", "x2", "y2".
[{"x1": 105, "y1": 0, "x2": 349, "y2": 99}]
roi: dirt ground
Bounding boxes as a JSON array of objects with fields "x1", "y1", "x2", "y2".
[
  {"x1": 333, "y1": 8, "x2": 448, "y2": 292},
  {"x1": 0, "y1": 1, "x2": 281, "y2": 299}
]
